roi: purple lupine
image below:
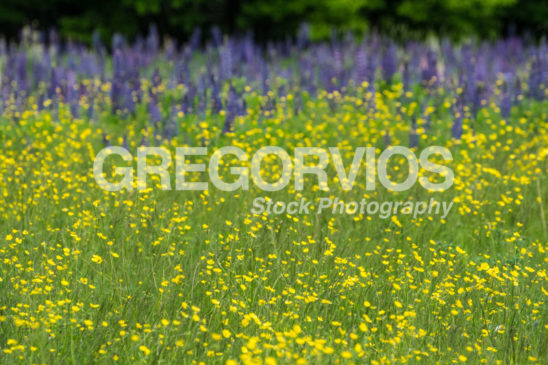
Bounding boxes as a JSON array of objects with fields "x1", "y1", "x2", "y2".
[
  {"x1": 422, "y1": 98, "x2": 431, "y2": 131},
  {"x1": 182, "y1": 82, "x2": 196, "y2": 114},
  {"x1": 513, "y1": 76, "x2": 522, "y2": 104},
  {"x1": 111, "y1": 50, "x2": 125, "y2": 111},
  {"x1": 220, "y1": 42, "x2": 233, "y2": 81},
  {"x1": 37, "y1": 93, "x2": 45, "y2": 111},
  {"x1": 332, "y1": 45, "x2": 343, "y2": 90},
  {"x1": 500, "y1": 73, "x2": 513, "y2": 120},
  {"x1": 151, "y1": 68, "x2": 162, "y2": 90},
  {"x1": 403, "y1": 60, "x2": 411, "y2": 92},
  {"x1": 441, "y1": 38, "x2": 456, "y2": 80},
  {"x1": 421, "y1": 50, "x2": 438, "y2": 86},
  {"x1": 164, "y1": 39, "x2": 177, "y2": 63},
  {"x1": 242, "y1": 33, "x2": 256, "y2": 65},
  {"x1": 472, "y1": 83, "x2": 485, "y2": 118},
  {"x1": 124, "y1": 83, "x2": 135, "y2": 114},
  {"x1": 409, "y1": 117, "x2": 418, "y2": 148},
  {"x1": 210, "y1": 76, "x2": 222, "y2": 114},
  {"x1": 261, "y1": 61, "x2": 270, "y2": 95},
  {"x1": 355, "y1": 46, "x2": 368, "y2": 84},
  {"x1": 48, "y1": 28, "x2": 59, "y2": 51},
  {"x1": 92, "y1": 30, "x2": 104, "y2": 52},
  {"x1": 146, "y1": 25, "x2": 160, "y2": 57},
  {"x1": 111, "y1": 78, "x2": 122, "y2": 113},
  {"x1": 16, "y1": 52, "x2": 27, "y2": 93},
  {"x1": 294, "y1": 24, "x2": 307, "y2": 51},
  {"x1": 222, "y1": 86, "x2": 238, "y2": 134},
  {"x1": 112, "y1": 33, "x2": 125, "y2": 51},
  {"x1": 463, "y1": 55, "x2": 476, "y2": 106},
  {"x1": 66, "y1": 70, "x2": 78, "y2": 116},
  {"x1": 366, "y1": 52, "x2": 377, "y2": 85},
  {"x1": 148, "y1": 101, "x2": 163, "y2": 125},
  {"x1": 32, "y1": 57, "x2": 45, "y2": 89},
  {"x1": 528, "y1": 52, "x2": 543, "y2": 100},
  {"x1": 50, "y1": 67, "x2": 65, "y2": 100},
  {"x1": 0, "y1": 23, "x2": 544, "y2": 135},
  {"x1": 189, "y1": 28, "x2": 202, "y2": 51},
  {"x1": 451, "y1": 97, "x2": 464, "y2": 139},
  {"x1": 175, "y1": 59, "x2": 188, "y2": 85},
  {"x1": 163, "y1": 102, "x2": 178, "y2": 140},
  {"x1": 211, "y1": 26, "x2": 223, "y2": 48},
  {"x1": 197, "y1": 75, "x2": 207, "y2": 115},
  {"x1": 88, "y1": 98, "x2": 96, "y2": 123},
  {"x1": 382, "y1": 43, "x2": 397, "y2": 82},
  {"x1": 500, "y1": 92, "x2": 512, "y2": 120}
]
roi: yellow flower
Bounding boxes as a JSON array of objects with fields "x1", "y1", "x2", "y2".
[
  {"x1": 139, "y1": 345, "x2": 150, "y2": 355},
  {"x1": 91, "y1": 255, "x2": 103, "y2": 264},
  {"x1": 341, "y1": 351, "x2": 352, "y2": 359}
]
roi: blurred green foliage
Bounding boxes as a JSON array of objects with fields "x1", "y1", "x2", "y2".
[{"x1": 0, "y1": 0, "x2": 546, "y2": 43}]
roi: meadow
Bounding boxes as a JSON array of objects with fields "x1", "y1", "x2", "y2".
[{"x1": 0, "y1": 29, "x2": 547, "y2": 364}]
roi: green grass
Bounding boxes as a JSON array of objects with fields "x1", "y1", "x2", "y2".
[{"x1": 0, "y1": 87, "x2": 547, "y2": 364}]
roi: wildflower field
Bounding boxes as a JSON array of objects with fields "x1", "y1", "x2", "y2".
[{"x1": 0, "y1": 29, "x2": 547, "y2": 364}]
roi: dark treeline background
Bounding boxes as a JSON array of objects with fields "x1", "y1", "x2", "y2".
[{"x1": 0, "y1": 0, "x2": 546, "y2": 44}]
